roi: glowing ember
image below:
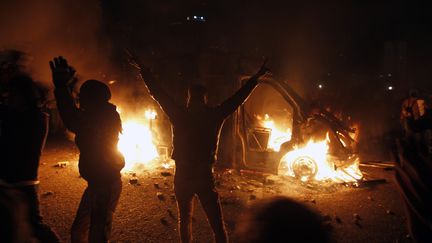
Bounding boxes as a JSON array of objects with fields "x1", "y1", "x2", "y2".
[
  {"x1": 117, "y1": 109, "x2": 166, "y2": 171},
  {"x1": 262, "y1": 114, "x2": 292, "y2": 151},
  {"x1": 278, "y1": 139, "x2": 363, "y2": 183}
]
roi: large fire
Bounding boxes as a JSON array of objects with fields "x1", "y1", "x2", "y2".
[
  {"x1": 262, "y1": 114, "x2": 362, "y2": 183},
  {"x1": 116, "y1": 108, "x2": 171, "y2": 171}
]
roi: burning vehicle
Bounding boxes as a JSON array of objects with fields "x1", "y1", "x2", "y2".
[{"x1": 219, "y1": 78, "x2": 363, "y2": 183}]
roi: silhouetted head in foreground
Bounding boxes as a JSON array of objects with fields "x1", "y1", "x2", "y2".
[
  {"x1": 0, "y1": 49, "x2": 24, "y2": 83},
  {"x1": 236, "y1": 197, "x2": 331, "y2": 243},
  {"x1": 187, "y1": 84, "x2": 208, "y2": 109},
  {"x1": 7, "y1": 75, "x2": 44, "y2": 111},
  {"x1": 79, "y1": 79, "x2": 111, "y2": 111}
]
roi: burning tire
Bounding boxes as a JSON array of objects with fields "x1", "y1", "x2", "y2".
[{"x1": 288, "y1": 156, "x2": 318, "y2": 182}]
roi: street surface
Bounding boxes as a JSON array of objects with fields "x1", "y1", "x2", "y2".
[{"x1": 38, "y1": 139, "x2": 410, "y2": 243}]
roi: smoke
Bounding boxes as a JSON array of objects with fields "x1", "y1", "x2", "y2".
[{"x1": 0, "y1": 0, "x2": 114, "y2": 88}]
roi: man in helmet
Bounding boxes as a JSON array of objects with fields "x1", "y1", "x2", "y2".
[
  {"x1": 50, "y1": 56, "x2": 125, "y2": 243},
  {"x1": 130, "y1": 56, "x2": 269, "y2": 243}
]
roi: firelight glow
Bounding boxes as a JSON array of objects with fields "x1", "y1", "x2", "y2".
[{"x1": 117, "y1": 109, "x2": 162, "y2": 171}]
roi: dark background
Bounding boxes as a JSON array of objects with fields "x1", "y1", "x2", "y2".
[{"x1": 1, "y1": 0, "x2": 431, "y2": 159}]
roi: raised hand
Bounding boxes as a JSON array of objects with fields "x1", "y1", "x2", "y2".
[{"x1": 49, "y1": 56, "x2": 76, "y2": 87}]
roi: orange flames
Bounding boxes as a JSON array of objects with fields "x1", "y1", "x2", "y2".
[
  {"x1": 262, "y1": 114, "x2": 362, "y2": 183},
  {"x1": 278, "y1": 139, "x2": 362, "y2": 183},
  {"x1": 261, "y1": 114, "x2": 292, "y2": 152},
  {"x1": 116, "y1": 107, "x2": 173, "y2": 172}
]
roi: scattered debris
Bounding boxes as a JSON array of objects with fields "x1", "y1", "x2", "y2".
[
  {"x1": 157, "y1": 192, "x2": 165, "y2": 201},
  {"x1": 167, "y1": 209, "x2": 176, "y2": 219},
  {"x1": 264, "y1": 178, "x2": 275, "y2": 185},
  {"x1": 42, "y1": 191, "x2": 54, "y2": 197},
  {"x1": 354, "y1": 219, "x2": 362, "y2": 228},
  {"x1": 353, "y1": 213, "x2": 361, "y2": 220},
  {"x1": 247, "y1": 180, "x2": 264, "y2": 188},
  {"x1": 160, "y1": 217, "x2": 169, "y2": 226},
  {"x1": 161, "y1": 171, "x2": 172, "y2": 177},
  {"x1": 360, "y1": 161, "x2": 395, "y2": 169},
  {"x1": 129, "y1": 177, "x2": 139, "y2": 185},
  {"x1": 55, "y1": 161, "x2": 69, "y2": 168},
  {"x1": 353, "y1": 179, "x2": 387, "y2": 188},
  {"x1": 352, "y1": 213, "x2": 362, "y2": 227},
  {"x1": 334, "y1": 215, "x2": 342, "y2": 224}
]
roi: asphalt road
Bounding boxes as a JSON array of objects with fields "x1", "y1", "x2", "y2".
[{"x1": 38, "y1": 139, "x2": 411, "y2": 243}]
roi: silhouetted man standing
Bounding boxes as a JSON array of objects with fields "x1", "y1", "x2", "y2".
[
  {"x1": 131, "y1": 57, "x2": 269, "y2": 243},
  {"x1": 1, "y1": 51, "x2": 60, "y2": 243},
  {"x1": 50, "y1": 56, "x2": 125, "y2": 243}
]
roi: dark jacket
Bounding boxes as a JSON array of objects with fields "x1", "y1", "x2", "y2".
[
  {"x1": 0, "y1": 106, "x2": 48, "y2": 183},
  {"x1": 54, "y1": 87, "x2": 124, "y2": 184}
]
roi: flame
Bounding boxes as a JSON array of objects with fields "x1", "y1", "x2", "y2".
[
  {"x1": 278, "y1": 138, "x2": 363, "y2": 183},
  {"x1": 262, "y1": 114, "x2": 292, "y2": 151},
  {"x1": 116, "y1": 108, "x2": 172, "y2": 171}
]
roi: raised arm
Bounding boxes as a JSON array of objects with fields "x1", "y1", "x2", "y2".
[
  {"x1": 217, "y1": 60, "x2": 270, "y2": 118},
  {"x1": 49, "y1": 56, "x2": 79, "y2": 133},
  {"x1": 129, "y1": 56, "x2": 179, "y2": 118}
]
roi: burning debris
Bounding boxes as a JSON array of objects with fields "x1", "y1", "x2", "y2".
[
  {"x1": 42, "y1": 191, "x2": 54, "y2": 197},
  {"x1": 156, "y1": 192, "x2": 165, "y2": 201},
  {"x1": 55, "y1": 161, "x2": 69, "y2": 168},
  {"x1": 129, "y1": 176, "x2": 139, "y2": 185}
]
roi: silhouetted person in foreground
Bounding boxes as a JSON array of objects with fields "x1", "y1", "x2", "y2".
[
  {"x1": 395, "y1": 138, "x2": 432, "y2": 243},
  {"x1": 0, "y1": 186, "x2": 37, "y2": 243},
  {"x1": 0, "y1": 64, "x2": 60, "y2": 242},
  {"x1": 236, "y1": 197, "x2": 331, "y2": 243},
  {"x1": 50, "y1": 56, "x2": 125, "y2": 243},
  {"x1": 130, "y1": 56, "x2": 269, "y2": 243}
]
